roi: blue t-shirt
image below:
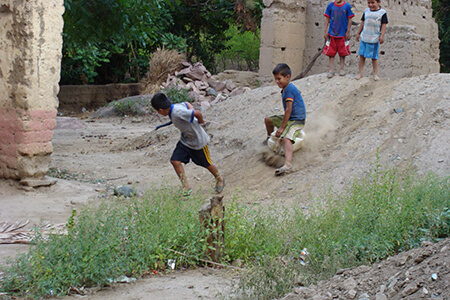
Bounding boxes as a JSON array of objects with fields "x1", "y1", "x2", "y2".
[
  {"x1": 282, "y1": 83, "x2": 306, "y2": 121},
  {"x1": 324, "y1": 2, "x2": 355, "y2": 37}
]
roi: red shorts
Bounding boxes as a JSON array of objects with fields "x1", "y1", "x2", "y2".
[{"x1": 323, "y1": 36, "x2": 350, "y2": 57}]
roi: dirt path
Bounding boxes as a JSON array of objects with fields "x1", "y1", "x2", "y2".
[{"x1": 1, "y1": 73, "x2": 448, "y2": 299}]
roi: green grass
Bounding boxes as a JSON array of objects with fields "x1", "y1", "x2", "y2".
[{"x1": 0, "y1": 165, "x2": 448, "y2": 299}]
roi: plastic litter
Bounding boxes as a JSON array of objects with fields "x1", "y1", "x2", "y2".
[
  {"x1": 267, "y1": 128, "x2": 305, "y2": 155},
  {"x1": 168, "y1": 259, "x2": 176, "y2": 270},
  {"x1": 299, "y1": 248, "x2": 309, "y2": 266}
]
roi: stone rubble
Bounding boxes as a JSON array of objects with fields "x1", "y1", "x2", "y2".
[
  {"x1": 282, "y1": 239, "x2": 449, "y2": 300},
  {"x1": 160, "y1": 62, "x2": 252, "y2": 109}
]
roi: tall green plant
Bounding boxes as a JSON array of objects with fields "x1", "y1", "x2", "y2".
[{"x1": 216, "y1": 25, "x2": 260, "y2": 71}]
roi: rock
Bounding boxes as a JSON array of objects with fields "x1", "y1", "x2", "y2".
[
  {"x1": 20, "y1": 177, "x2": 57, "y2": 187},
  {"x1": 343, "y1": 278, "x2": 358, "y2": 290},
  {"x1": 229, "y1": 86, "x2": 251, "y2": 97},
  {"x1": 358, "y1": 293, "x2": 370, "y2": 300},
  {"x1": 113, "y1": 185, "x2": 137, "y2": 197},
  {"x1": 206, "y1": 87, "x2": 218, "y2": 96},
  {"x1": 402, "y1": 282, "x2": 419, "y2": 296},
  {"x1": 347, "y1": 289, "x2": 357, "y2": 299},
  {"x1": 375, "y1": 292, "x2": 388, "y2": 300}
]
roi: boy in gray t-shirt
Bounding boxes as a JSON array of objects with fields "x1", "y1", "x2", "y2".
[{"x1": 151, "y1": 93, "x2": 224, "y2": 196}]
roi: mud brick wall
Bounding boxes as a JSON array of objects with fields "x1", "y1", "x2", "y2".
[
  {"x1": 0, "y1": 0, "x2": 64, "y2": 180},
  {"x1": 58, "y1": 83, "x2": 142, "y2": 113},
  {"x1": 259, "y1": 0, "x2": 440, "y2": 82}
]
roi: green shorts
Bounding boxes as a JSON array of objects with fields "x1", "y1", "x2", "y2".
[{"x1": 269, "y1": 115, "x2": 305, "y2": 142}]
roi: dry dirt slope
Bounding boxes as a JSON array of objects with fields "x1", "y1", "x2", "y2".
[
  {"x1": 1, "y1": 73, "x2": 448, "y2": 299},
  {"x1": 197, "y1": 73, "x2": 449, "y2": 204}
]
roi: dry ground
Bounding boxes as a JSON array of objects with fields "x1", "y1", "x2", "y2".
[{"x1": 0, "y1": 72, "x2": 449, "y2": 299}]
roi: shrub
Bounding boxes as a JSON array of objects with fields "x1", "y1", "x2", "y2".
[
  {"x1": 162, "y1": 86, "x2": 195, "y2": 104},
  {"x1": 140, "y1": 48, "x2": 186, "y2": 94},
  {"x1": 1, "y1": 164, "x2": 448, "y2": 299}
]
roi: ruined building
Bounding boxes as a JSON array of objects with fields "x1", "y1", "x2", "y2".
[
  {"x1": 0, "y1": 1, "x2": 64, "y2": 185},
  {"x1": 0, "y1": 0, "x2": 441, "y2": 183},
  {"x1": 259, "y1": 0, "x2": 440, "y2": 81}
]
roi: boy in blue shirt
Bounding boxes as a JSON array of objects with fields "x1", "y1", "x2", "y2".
[
  {"x1": 323, "y1": 0, "x2": 355, "y2": 78},
  {"x1": 151, "y1": 93, "x2": 225, "y2": 196},
  {"x1": 264, "y1": 63, "x2": 306, "y2": 176},
  {"x1": 355, "y1": 0, "x2": 388, "y2": 80}
]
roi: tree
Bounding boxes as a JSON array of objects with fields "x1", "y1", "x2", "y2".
[{"x1": 432, "y1": 0, "x2": 450, "y2": 72}]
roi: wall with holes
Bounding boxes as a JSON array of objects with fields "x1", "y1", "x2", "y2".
[{"x1": 260, "y1": 0, "x2": 440, "y2": 81}]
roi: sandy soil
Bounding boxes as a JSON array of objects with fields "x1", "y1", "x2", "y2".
[{"x1": 0, "y1": 72, "x2": 449, "y2": 299}]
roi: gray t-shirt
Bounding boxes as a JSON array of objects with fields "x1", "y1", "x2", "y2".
[{"x1": 169, "y1": 103, "x2": 210, "y2": 150}]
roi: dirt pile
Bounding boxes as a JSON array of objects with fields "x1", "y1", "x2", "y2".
[
  {"x1": 0, "y1": 72, "x2": 448, "y2": 299},
  {"x1": 282, "y1": 238, "x2": 449, "y2": 300}
]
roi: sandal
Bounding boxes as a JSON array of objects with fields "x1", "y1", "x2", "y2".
[
  {"x1": 275, "y1": 166, "x2": 293, "y2": 176},
  {"x1": 327, "y1": 72, "x2": 334, "y2": 79},
  {"x1": 179, "y1": 188, "x2": 192, "y2": 197},
  {"x1": 215, "y1": 178, "x2": 225, "y2": 193}
]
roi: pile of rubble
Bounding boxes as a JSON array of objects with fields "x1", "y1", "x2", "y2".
[{"x1": 160, "y1": 62, "x2": 252, "y2": 109}]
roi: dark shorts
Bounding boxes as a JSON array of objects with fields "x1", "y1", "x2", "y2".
[
  {"x1": 323, "y1": 36, "x2": 351, "y2": 57},
  {"x1": 171, "y1": 141, "x2": 212, "y2": 168}
]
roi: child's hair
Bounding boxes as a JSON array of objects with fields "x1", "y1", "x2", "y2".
[
  {"x1": 272, "y1": 63, "x2": 292, "y2": 77},
  {"x1": 151, "y1": 92, "x2": 172, "y2": 110}
]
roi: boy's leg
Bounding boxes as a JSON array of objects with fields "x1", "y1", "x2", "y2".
[
  {"x1": 356, "y1": 55, "x2": 365, "y2": 80},
  {"x1": 328, "y1": 56, "x2": 335, "y2": 77},
  {"x1": 206, "y1": 164, "x2": 224, "y2": 191},
  {"x1": 339, "y1": 55, "x2": 346, "y2": 74},
  {"x1": 264, "y1": 116, "x2": 274, "y2": 138},
  {"x1": 171, "y1": 160, "x2": 191, "y2": 192},
  {"x1": 282, "y1": 138, "x2": 294, "y2": 169},
  {"x1": 372, "y1": 59, "x2": 379, "y2": 80}
]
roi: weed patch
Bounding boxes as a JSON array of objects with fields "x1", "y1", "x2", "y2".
[{"x1": 1, "y1": 166, "x2": 448, "y2": 299}]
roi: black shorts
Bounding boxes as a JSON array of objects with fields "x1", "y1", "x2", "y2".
[{"x1": 171, "y1": 141, "x2": 212, "y2": 168}]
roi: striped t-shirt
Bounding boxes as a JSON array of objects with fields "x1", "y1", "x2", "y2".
[{"x1": 360, "y1": 7, "x2": 388, "y2": 44}]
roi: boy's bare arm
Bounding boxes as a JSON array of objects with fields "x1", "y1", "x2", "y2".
[
  {"x1": 379, "y1": 23, "x2": 387, "y2": 44},
  {"x1": 276, "y1": 101, "x2": 293, "y2": 137},
  {"x1": 193, "y1": 110, "x2": 205, "y2": 124},
  {"x1": 324, "y1": 17, "x2": 330, "y2": 40},
  {"x1": 345, "y1": 17, "x2": 353, "y2": 40},
  {"x1": 356, "y1": 21, "x2": 364, "y2": 42}
]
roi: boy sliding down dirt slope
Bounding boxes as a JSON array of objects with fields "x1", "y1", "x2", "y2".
[
  {"x1": 151, "y1": 93, "x2": 224, "y2": 196},
  {"x1": 264, "y1": 63, "x2": 306, "y2": 176}
]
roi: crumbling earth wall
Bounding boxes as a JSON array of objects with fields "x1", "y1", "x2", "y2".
[
  {"x1": 0, "y1": 1, "x2": 64, "y2": 182},
  {"x1": 260, "y1": 0, "x2": 440, "y2": 82}
]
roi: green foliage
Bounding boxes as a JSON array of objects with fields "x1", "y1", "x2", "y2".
[
  {"x1": 216, "y1": 25, "x2": 260, "y2": 72},
  {"x1": 234, "y1": 166, "x2": 449, "y2": 298},
  {"x1": 0, "y1": 189, "x2": 206, "y2": 298},
  {"x1": 432, "y1": 0, "x2": 450, "y2": 72},
  {"x1": 2, "y1": 163, "x2": 448, "y2": 299},
  {"x1": 61, "y1": 0, "x2": 168, "y2": 84},
  {"x1": 113, "y1": 97, "x2": 151, "y2": 116},
  {"x1": 162, "y1": 86, "x2": 195, "y2": 104},
  {"x1": 61, "y1": 0, "x2": 264, "y2": 84}
]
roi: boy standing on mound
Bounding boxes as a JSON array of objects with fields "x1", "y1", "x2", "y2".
[
  {"x1": 264, "y1": 63, "x2": 306, "y2": 176},
  {"x1": 151, "y1": 93, "x2": 225, "y2": 196},
  {"x1": 323, "y1": 0, "x2": 355, "y2": 78},
  {"x1": 355, "y1": 0, "x2": 388, "y2": 80}
]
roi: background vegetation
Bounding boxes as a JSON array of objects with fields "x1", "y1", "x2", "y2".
[
  {"x1": 432, "y1": 0, "x2": 450, "y2": 73},
  {"x1": 1, "y1": 164, "x2": 448, "y2": 298},
  {"x1": 61, "y1": 0, "x2": 449, "y2": 85},
  {"x1": 61, "y1": 0, "x2": 263, "y2": 85}
]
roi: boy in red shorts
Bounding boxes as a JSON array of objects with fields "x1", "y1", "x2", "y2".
[{"x1": 323, "y1": 0, "x2": 355, "y2": 78}]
